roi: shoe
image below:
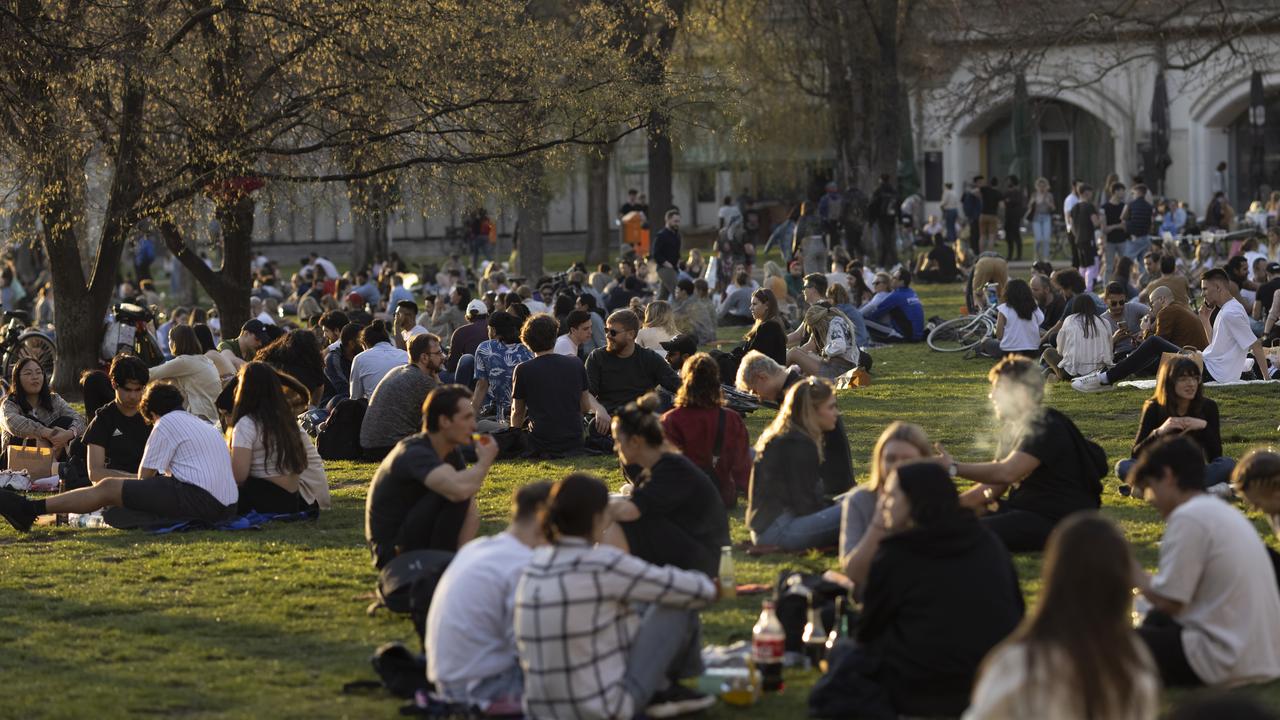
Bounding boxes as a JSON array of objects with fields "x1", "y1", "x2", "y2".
[
  {"x1": 646, "y1": 684, "x2": 716, "y2": 718},
  {"x1": 0, "y1": 489, "x2": 36, "y2": 533},
  {"x1": 1118, "y1": 483, "x2": 1131, "y2": 497},
  {"x1": 1071, "y1": 371, "x2": 1113, "y2": 393},
  {"x1": 1205, "y1": 482, "x2": 1236, "y2": 500}
]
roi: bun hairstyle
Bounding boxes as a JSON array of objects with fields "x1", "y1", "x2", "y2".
[
  {"x1": 614, "y1": 392, "x2": 666, "y2": 447},
  {"x1": 540, "y1": 473, "x2": 609, "y2": 542}
]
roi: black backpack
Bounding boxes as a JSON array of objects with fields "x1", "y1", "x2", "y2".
[
  {"x1": 316, "y1": 397, "x2": 366, "y2": 460},
  {"x1": 369, "y1": 549, "x2": 454, "y2": 642}
]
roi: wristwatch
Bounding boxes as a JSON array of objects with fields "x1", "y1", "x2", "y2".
[{"x1": 948, "y1": 462, "x2": 958, "y2": 479}]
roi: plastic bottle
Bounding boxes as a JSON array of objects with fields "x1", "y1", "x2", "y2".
[
  {"x1": 69, "y1": 511, "x2": 106, "y2": 528},
  {"x1": 801, "y1": 599, "x2": 827, "y2": 669},
  {"x1": 822, "y1": 595, "x2": 853, "y2": 673},
  {"x1": 751, "y1": 599, "x2": 785, "y2": 692},
  {"x1": 717, "y1": 546, "x2": 736, "y2": 599}
]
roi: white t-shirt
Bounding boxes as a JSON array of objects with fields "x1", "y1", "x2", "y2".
[
  {"x1": 552, "y1": 334, "x2": 578, "y2": 357},
  {"x1": 1202, "y1": 298, "x2": 1256, "y2": 382},
  {"x1": 312, "y1": 257, "x2": 339, "y2": 280},
  {"x1": 1151, "y1": 494, "x2": 1280, "y2": 686},
  {"x1": 426, "y1": 532, "x2": 533, "y2": 693},
  {"x1": 230, "y1": 415, "x2": 288, "y2": 478},
  {"x1": 140, "y1": 410, "x2": 237, "y2": 506},
  {"x1": 256, "y1": 311, "x2": 277, "y2": 326},
  {"x1": 996, "y1": 304, "x2": 1044, "y2": 352},
  {"x1": 717, "y1": 205, "x2": 742, "y2": 227}
]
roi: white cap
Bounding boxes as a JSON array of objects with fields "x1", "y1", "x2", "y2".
[{"x1": 465, "y1": 299, "x2": 489, "y2": 318}]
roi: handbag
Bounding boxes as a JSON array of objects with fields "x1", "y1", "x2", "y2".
[
  {"x1": 7, "y1": 437, "x2": 55, "y2": 478},
  {"x1": 1159, "y1": 346, "x2": 1204, "y2": 374}
]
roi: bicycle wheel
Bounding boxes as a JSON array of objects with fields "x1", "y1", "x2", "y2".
[
  {"x1": 927, "y1": 316, "x2": 994, "y2": 352},
  {"x1": 13, "y1": 332, "x2": 56, "y2": 378}
]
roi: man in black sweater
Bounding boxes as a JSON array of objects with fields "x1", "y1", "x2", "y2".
[
  {"x1": 651, "y1": 208, "x2": 682, "y2": 301},
  {"x1": 584, "y1": 309, "x2": 681, "y2": 415}
]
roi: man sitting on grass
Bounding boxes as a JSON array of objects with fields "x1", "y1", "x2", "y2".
[
  {"x1": 0, "y1": 383, "x2": 237, "y2": 532},
  {"x1": 1130, "y1": 435, "x2": 1280, "y2": 688},
  {"x1": 83, "y1": 355, "x2": 152, "y2": 485},
  {"x1": 359, "y1": 333, "x2": 443, "y2": 461},
  {"x1": 585, "y1": 309, "x2": 680, "y2": 415},
  {"x1": 426, "y1": 481, "x2": 551, "y2": 712},
  {"x1": 364, "y1": 385, "x2": 497, "y2": 568},
  {"x1": 510, "y1": 314, "x2": 609, "y2": 456}
]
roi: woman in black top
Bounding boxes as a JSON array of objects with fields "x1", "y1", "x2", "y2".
[
  {"x1": 603, "y1": 393, "x2": 729, "y2": 577},
  {"x1": 741, "y1": 289, "x2": 787, "y2": 365},
  {"x1": 1116, "y1": 356, "x2": 1234, "y2": 491},
  {"x1": 810, "y1": 461, "x2": 1023, "y2": 719}
]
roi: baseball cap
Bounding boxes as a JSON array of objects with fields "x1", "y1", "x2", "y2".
[
  {"x1": 1268, "y1": 262, "x2": 1280, "y2": 273},
  {"x1": 465, "y1": 299, "x2": 489, "y2": 318},
  {"x1": 660, "y1": 333, "x2": 699, "y2": 356},
  {"x1": 241, "y1": 319, "x2": 271, "y2": 344}
]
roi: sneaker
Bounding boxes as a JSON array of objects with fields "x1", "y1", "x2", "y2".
[
  {"x1": 1071, "y1": 371, "x2": 1113, "y2": 393},
  {"x1": 645, "y1": 684, "x2": 716, "y2": 718},
  {"x1": 1205, "y1": 482, "x2": 1236, "y2": 500},
  {"x1": 1117, "y1": 483, "x2": 1131, "y2": 497},
  {"x1": 0, "y1": 489, "x2": 36, "y2": 533}
]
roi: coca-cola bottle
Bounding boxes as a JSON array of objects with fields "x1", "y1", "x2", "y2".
[
  {"x1": 801, "y1": 598, "x2": 827, "y2": 669},
  {"x1": 752, "y1": 599, "x2": 785, "y2": 692}
]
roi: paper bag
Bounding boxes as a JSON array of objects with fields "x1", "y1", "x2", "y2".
[{"x1": 7, "y1": 438, "x2": 55, "y2": 479}]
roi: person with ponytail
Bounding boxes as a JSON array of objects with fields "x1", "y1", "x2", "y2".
[
  {"x1": 746, "y1": 377, "x2": 843, "y2": 550},
  {"x1": 811, "y1": 462, "x2": 1022, "y2": 719},
  {"x1": 516, "y1": 473, "x2": 718, "y2": 720},
  {"x1": 661, "y1": 353, "x2": 751, "y2": 507},
  {"x1": 965, "y1": 513, "x2": 1158, "y2": 719},
  {"x1": 602, "y1": 392, "x2": 730, "y2": 577}
]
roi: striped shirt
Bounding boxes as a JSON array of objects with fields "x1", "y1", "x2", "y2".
[
  {"x1": 1126, "y1": 197, "x2": 1154, "y2": 237},
  {"x1": 140, "y1": 410, "x2": 237, "y2": 506},
  {"x1": 515, "y1": 538, "x2": 715, "y2": 720}
]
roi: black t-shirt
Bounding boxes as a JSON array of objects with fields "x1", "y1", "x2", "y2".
[
  {"x1": 82, "y1": 403, "x2": 151, "y2": 473},
  {"x1": 511, "y1": 353, "x2": 587, "y2": 454},
  {"x1": 624, "y1": 453, "x2": 730, "y2": 576},
  {"x1": 979, "y1": 186, "x2": 1004, "y2": 215},
  {"x1": 928, "y1": 243, "x2": 958, "y2": 277},
  {"x1": 1101, "y1": 202, "x2": 1125, "y2": 244},
  {"x1": 365, "y1": 434, "x2": 465, "y2": 552},
  {"x1": 1258, "y1": 278, "x2": 1280, "y2": 315},
  {"x1": 1069, "y1": 202, "x2": 1098, "y2": 247},
  {"x1": 1003, "y1": 408, "x2": 1102, "y2": 521}
]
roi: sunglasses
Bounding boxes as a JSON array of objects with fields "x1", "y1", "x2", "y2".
[
  {"x1": 606, "y1": 328, "x2": 627, "y2": 337},
  {"x1": 1108, "y1": 300, "x2": 1125, "y2": 306}
]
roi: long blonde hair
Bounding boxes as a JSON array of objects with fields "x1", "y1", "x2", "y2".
[
  {"x1": 868, "y1": 422, "x2": 932, "y2": 492},
  {"x1": 755, "y1": 377, "x2": 833, "y2": 461},
  {"x1": 643, "y1": 301, "x2": 679, "y2": 334}
]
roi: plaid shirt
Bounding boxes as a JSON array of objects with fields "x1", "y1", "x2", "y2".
[{"x1": 515, "y1": 538, "x2": 716, "y2": 720}]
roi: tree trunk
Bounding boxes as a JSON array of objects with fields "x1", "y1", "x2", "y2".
[
  {"x1": 161, "y1": 195, "x2": 256, "y2": 336},
  {"x1": 647, "y1": 109, "x2": 674, "y2": 219},
  {"x1": 585, "y1": 147, "x2": 612, "y2": 265},
  {"x1": 518, "y1": 160, "x2": 547, "y2": 281},
  {"x1": 352, "y1": 213, "x2": 375, "y2": 272},
  {"x1": 871, "y1": 0, "x2": 901, "y2": 182}
]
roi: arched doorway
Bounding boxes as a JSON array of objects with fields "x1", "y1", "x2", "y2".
[
  {"x1": 1228, "y1": 92, "x2": 1280, "y2": 209},
  {"x1": 980, "y1": 100, "x2": 1116, "y2": 198}
]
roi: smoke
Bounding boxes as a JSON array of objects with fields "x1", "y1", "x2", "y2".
[{"x1": 988, "y1": 376, "x2": 1048, "y2": 456}]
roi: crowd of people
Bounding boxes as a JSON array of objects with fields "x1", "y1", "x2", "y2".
[{"x1": 0, "y1": 179, "x2": 1278, "y2": 720}]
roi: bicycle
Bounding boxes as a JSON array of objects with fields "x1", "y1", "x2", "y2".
[
  {"x1": 0, "y1": 311, "x2": 56, "y2": 380},
  {"x1": 927, "y1": 284, "x2": 1000, "y2": 353}
]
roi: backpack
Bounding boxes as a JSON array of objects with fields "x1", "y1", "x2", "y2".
[
  {"x1": 316, "y1": 397, "x2": 366, "y2": 460},
  {"x1": 370, "y1": 549, "x2": 455, "y2": 642}
]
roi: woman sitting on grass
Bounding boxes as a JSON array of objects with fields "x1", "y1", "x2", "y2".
[
  {"x1": 147, "y1": 324, "x2": 222, "y2": 423},
  {"x1": 840, "y1": 422, "x2": 931, "y2": 594},
  {"x1": 786, "y1": 305, "x2": 860, "y2": 380},
  {"x1": 661, "y1": 354, "x2": 752, "y2": 507},
  {"x1": 1041, "y1": 294, "x2": 1112, "y2": 380},
  {"x1": 811, "y1": 461, "x2": 1023, "y2": 719},
  {"x1": 746, "y1": 377, "x2": 843, "y2": 551},
  {"x1": 1116, "y1": 357, "x2": 1234, "y2": 495},
  {"x1": 227, "y1": 362, "x2": 316, "y2": 514},
  {"x1": 636, "y1": 301, "x2": 680, "y2": 357},
  {"x1": 965, "y1": 513, "x2": 1158, "y2": 719},
  {"x1": 981, "y1": 278, "x2": 1043, "y2": 359},
  {"x1": 0, "y1": 357, "x2": 84, "y2": 466}
]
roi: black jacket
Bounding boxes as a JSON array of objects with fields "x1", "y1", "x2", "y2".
[
  {"x1": 781, "y1": 370, "x2": 853, "y2": 495},
  {"x1": 858, "y1": 517, "x2": 1024, "y2": 717}
]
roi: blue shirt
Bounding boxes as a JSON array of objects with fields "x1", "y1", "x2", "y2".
[
  {"x1": 353, "y1": 282, "x2": 382, "y2": 307},
  {"x1": 473, "y1": 340, "x2": 534, "y2": 419},
  {"x1": 865, "y1": 288, "x2": 925, "y2": 341},
  {"x1": 388, "y1": 286, "x2": 414, "y2": 310}
]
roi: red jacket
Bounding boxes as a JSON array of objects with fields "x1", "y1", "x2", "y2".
[{"x1": 661, "y1": 405, "x2": 751, "y2": 507}]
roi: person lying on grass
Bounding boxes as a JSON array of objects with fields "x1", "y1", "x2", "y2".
[
  {"x1": 1128, "y1": 435, "x2": 1280, "y2": 689},
  {"x1": 0, "y1": 382, "x2": 237, "y2": 532},
  {"x1": 936, "y1": 357, "x2": 1105, "y2": 553},
  {"x1": 364, "y1": 384, "x2": 496, "y2": 569}
]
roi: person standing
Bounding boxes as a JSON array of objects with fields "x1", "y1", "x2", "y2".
[
  {"x1": 940, "y1": 181, "x2": 960, "y2": 244},
  {"x1": 651, "y1": 209, "x2": 682, "y2": 301},
  {"x1": 869, "y1": 174, "x2": 899, "y2": 269},
  {"x1": 1122, "y1": 183, "x2": 1156, "y2": 266},
  {"x1": 962, "y1": 180, "x2": 983, "y2": 257},
  {"x1": 1068, "y1": 184, "x2": 1101, "y2": 277},
  {"x1": 1002, "y1": 176, "x2": 1025, "y2": 260},
  {"x1": 1100, "y1": 183, "x2": 1128, "y2": 283},
  {"x1": 1027, "y1": 178, "x2": 1055, "y2": 263},
  {"x1": 976, "y1": 176, "x2": 1005, "y2": 254}
]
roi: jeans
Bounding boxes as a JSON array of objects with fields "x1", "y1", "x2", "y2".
[
  {"x1": 842, "y1": 305, "x2": 870, "y2": 348},
  {"x1": 1103, "y1": 336, "x2": 1202, "y2": 385},
  {"x1": 1103, "y1": 242, "x2": 1126, "y2": 283},
  {"x1": 624, "y1": 606, "x2": 705, "y2": 709},
  {"x1": 440, "y1": 354, "x2": 477, "y2": 390},
  {"x1": 1137, "y1": 612, "x2": 1204, "y2": 688},
  {"x1": 1126, "y1": 235, "x2": 1152, "y2": 265},
  {"x1": 471, "y1": 235, "x2": 493, "y2": 270},
  {"x1": 437, "y1": 664, "x2": 524, "y2": 709},
  {"x1": 1032, "y1": 213, "x2": 1052, "y2": 261},
  {"x1": 752, "y1": 504, "x2": 842, "y2": 550},
  {"x1": 1117, "y1": 455, "x2": 1236, "y2": 488},
  {"x1": 943, "y1": 209, "x2": 959, "y2": 243}
]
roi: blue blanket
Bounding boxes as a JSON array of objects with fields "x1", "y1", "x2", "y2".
[{"x1": 148, "y1": 509, "x2": 318, "y2": 534}]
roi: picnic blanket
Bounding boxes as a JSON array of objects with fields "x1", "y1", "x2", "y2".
[
  {"x1": 147, "y1": 509, "x2": 318, "y2": 534},
  {"x1": 1114, "y1": 379, "x2": 1276, "y2": 391}
]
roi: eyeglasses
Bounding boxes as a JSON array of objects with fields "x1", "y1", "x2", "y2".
[
  {"x1": 606, "y1": 328, "x2": 627, "y2": 337},
  {"x1": 1108, "y1": 300, "x2": 1125, "y2": 307}
]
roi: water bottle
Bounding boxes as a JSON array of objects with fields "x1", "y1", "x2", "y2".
[
  {"x1": 751, "y1": 600, "x2": 785, "y2": 692},
  {"x1": 801, "y1": 599, "x2": 827, "y2": 669},
  {"x1": 69, "y1": 511, "x2": 105, "y2": 528},
  {"x1": 823, "y1": 596, "x2": 853, "y2": 672},
  {"x1": 717, "y1": 546, "x2": 736, "y2": 599}
]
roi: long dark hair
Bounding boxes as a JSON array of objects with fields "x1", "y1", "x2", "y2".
[
  {"x1": 255, "y1": 329, "x2": 324, "y2": 387},
  {"x1": 1002, "y1": 278, "x2": 1037, "y2": 321},
  {"x1": 1069, "y1": 294, "x2": 1101, "y2": 338},
  {"x1": 540, "y1": 473, "x2": 609, "y2": 542},
  {"x1": 849, "y1": 269, "x2": 874, "y2": 305},
  {"x1": 987, "y1": 513, "x2": 1149, "y2": 718},
  {"x1": 1152, "y1": 356, "x2": 1204, "y2": 417},
  {"x1": 674, "y1": 354, "x2": 722, "y2": 410},
  {"x1": 230, "y1": 362, "x2": 307, "y2": 475},
  {"x1": 744, "y1": 288, "x2": 782, "y2": 343},
  {"x1": 8, "y1": 357, "x2": 52, "y2": 413}
]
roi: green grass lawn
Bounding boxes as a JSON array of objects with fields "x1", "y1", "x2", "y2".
[{"x1": 3, "y1": 279, "x2": 1280, "y2": 718}]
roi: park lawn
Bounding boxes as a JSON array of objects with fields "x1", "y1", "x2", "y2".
[{"x1": 3, "y1": 279, "x2": 1280, "y2": 719}]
